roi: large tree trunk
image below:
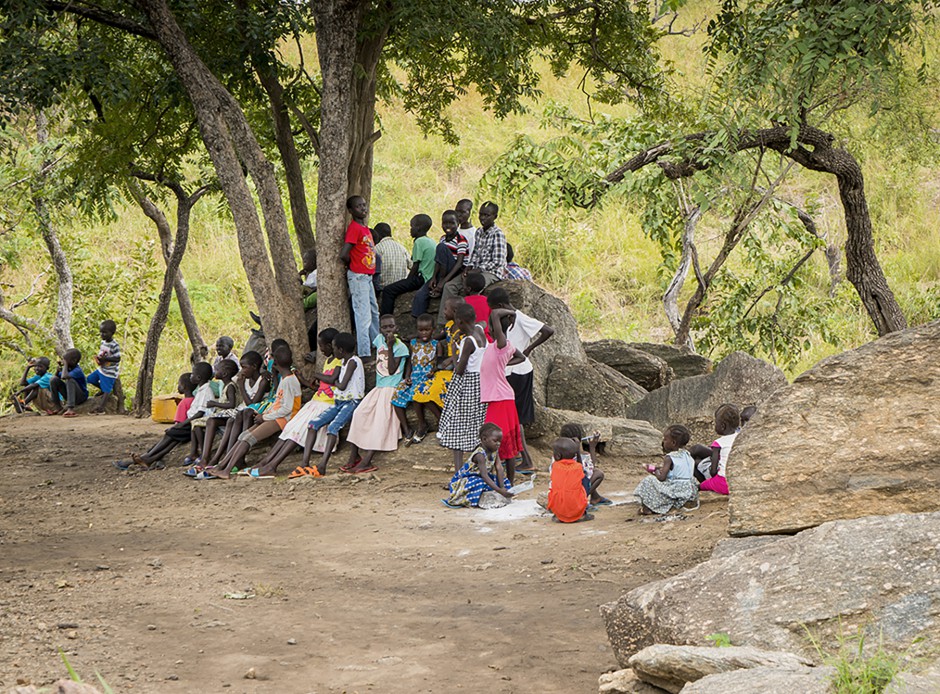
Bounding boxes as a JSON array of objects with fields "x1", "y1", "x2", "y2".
[
  {"x1": 347, "y1": 27, "x2": 388, "y2": 204},
  {"x1": 133, "y1": 190, "x2": 199, "y2": 416},
  {"x1": 312, "y1": 0, "x2": 369, "y2": 337},
  {"x1": 33, "y1": 110, "x2": 73, "y2": 356},
  {"x1": 136, "y1": 0, "x2": 309, "y2": 358}
]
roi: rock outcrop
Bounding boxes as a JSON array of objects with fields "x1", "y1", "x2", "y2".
[
  {"x1": 530, "y1": 406, "x2": 663, "y2": 457},
  {"x1": 584, "y1": 340, "x2": 673, "y2": 391},
  {"x1": 546, "y1": 355, "x2": 646, "y2": 418},
  {"x1": 728, "y1": 319, "x2": 940, "y2": 536},
  {"x1": 598, "y1": 669, "x2": 669, "y2": 693},
  {"x1": 601, "y1": 511, "x2": 940, "y2": 667},
  {"x1": 678, "y1": 665, "x2": 833, "y2": 693},
  {"x1": 625, "y1": 351, "x2": 787, "y2": 440},
  {"x1": 629, "y1": 343, "x2": 712, "y2": 380}
]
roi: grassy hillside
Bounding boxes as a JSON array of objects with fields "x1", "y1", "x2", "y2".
[{"x1": 1, "y1": 4, "x2": 938, "y2": 409}]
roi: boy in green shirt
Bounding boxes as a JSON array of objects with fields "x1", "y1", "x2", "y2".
[{"x1": 380, "y1": 214, "x2": 436, "y2": 315}]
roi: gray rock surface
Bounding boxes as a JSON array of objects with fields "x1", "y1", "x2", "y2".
[
  {"x1": 590, "y1": 358, "x2": 649, "y2": 404},
  {"x1": 601, "y1": 511, "x2": 940, "y2": 667},
  {"x1": 585, "y1": 340, "x2": 674, "y2": 391},
  {"x1": 546, "y1": 355, "x2": 639, "y2": 418},
  {"x1": 598, "y1": 669, "x2": 670, "y2": 694},
  {"x1": 708, "y1": 536, "x2": 783, "y2": 560},
  {"x1": 625, "y1": 351, "x2": 787, "y2": 440},
  {"x1": 628, "y1": 645, "x2": 812, "y2": 693},
  {"x1": 629, "y1": 343, "x2": 712, "y2": 380},
  {"x1": 678, "y1": 665, "x2": 834, "y2": 693},
  {"x1": 530, "y1": 406, "x2": 663, "y2": 457},
  {"x1": 729, "y1": 319, "x2": 940, "y2": 536},
  {"x1": 887, "y1": 661, "x2": 940, "y2": 694}
]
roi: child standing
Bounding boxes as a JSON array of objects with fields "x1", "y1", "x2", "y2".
[
  {"x1": 49, "y1": 349, "x2": 88, "y2": 417},
  {"x1": 13, "y1": 356, "x2": 51, "y2": 412},
  {"x1": 88, "y1": 320, "x2": 121, "y2": 413},
  {"x1": 342, "y1": 315, "x2": 410, "y2": 474},
  {"x1": 342, "y1": 195, "x2": 379, "y2": 358},
  {"x1": 480, "y1": 307, "x2": 525, "y2": 483},
  {"x1": 443, "y1": 423, "x2": 513, "y2": 508},
  {"x1": 690, "y1": 404, "x2": 740, "y2": 496},
  {"x1": 115, "y1": 372, "x2": 196, "y2": 470},
  {"x1": 559, "y1": 422, "x2": 611, "y2": 507},
  {"x1": 436, "y1": 303, "x2": 488, "y2": 472},
  {"x1": 391, "y1": 314, "x2": 441, "y2": 444},
  {"x1": 547, "y1": 437, "x2": 592, "y2": 523},
  {"x1": 634, "y1": 424, "x2": 697, "y2": 515},
  {"x1": 302, "y1": 332, "x2": 363, "y2": 475},
  {"x1": 379, "y1": 214, "x2": 437, "y2": 316}
]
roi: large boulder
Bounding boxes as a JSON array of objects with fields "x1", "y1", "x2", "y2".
[
  {"x1": 590, "y1": 358, "x2": 649, "y2": 404},
  {"x1": 628, "y1": 645, "x2": 812, "y2": 693},
  {"x1": 629, "y1": 342, "x2": 712, "y2": 380},
  {"x1": 729, "y1": 319, "x2": 940, "y2": 536},
  {"x1": 584, "y1": 340, "x2": 673, "y2": 391},
  {"x1": 530, "y1": 406, "x2": 663, "y2": 457},
  {"x1": 546, "y1": 355, "x2": 645, "y2": 418},
  {"x1": 601, "y1": 511, "x2": 940, "y2": 667},
  {"x1": 626, "y1": 352, "x2": 787, "y2": 441},
  {"x1": 678, "y1": 665, "x2": 834, "y2": 694}
]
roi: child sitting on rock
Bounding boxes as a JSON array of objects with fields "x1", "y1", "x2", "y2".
[
  {"x1": 634, "y1": 424, "x2": 696, "y2": 515},
  {"x1": 13, "y1": 356, "x2": 51, "y2": 412},
  {"x1": 689, "y1": 404, "x2": 740, "y2": 496}
]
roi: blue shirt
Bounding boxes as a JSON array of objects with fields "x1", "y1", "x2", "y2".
[
  {"x1": 372, "y1": 335, "x2": 409, "y2": 389},
  {"x1": 28, "y1": 372, "x2": 52, "y2": 389},
  {"x1": 60, "y1": 366, "x2": 88, "y2": 398}
]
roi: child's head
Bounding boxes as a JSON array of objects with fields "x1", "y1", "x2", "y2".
[
  {"x1": 273, "y1": 344, "x2": 293, "y2": 369},
  {"x1": 177, "y1": 372, "x2": 193, "y2": 395},
  {"x1": 479, "y1": 201, "x2": 498, "y2": 229},
  {"x1": 379, "y1": 314, "x2": 397, "y2": 339},
  {"x1": 268, "y1": 339, "x2": 288, "y2": 359},
  {"x1": 416, "y1": 314, "x2": 434, "y2": 342},
  {"x1": 302, "y1": 249, "x2": 317, "y2": 273},
  {"x1": 216, "y1": 336, "x2": 235, "y2": 358},
  {"x1": 560, "y1": 422, "x2": 585, "y2": 440},
  {"x1": 240, "y1": 350, "x2": 263, "y2": 377},
  {"x1": 346, "y1": 195, "x2": 367, "y2": 221},
  {"x1": 552, "y1": 436, "x2": 579, "y2": 461},
  {"x1": 455, "y1": 198, "x2": 473, "y2": 226},
  {"x1": 215, "y1": 358, "x2": 239, "y2": 381},
  {"x1": 31, "y1": 356, "x2": 51, "y2": 375},
  {"x1": 333, "y1": 332, "x2": 356, "y2": 359},
  {"x1": 662, "y1": 424, "x2": 691, "y2": 453},
  {"x1": 740, "y1": 405, "x2": 757, "y2": 426},
  {"x1": 506, "y1": 243, "x2": 515, "y2": 263},
  {"x1": 443, "y1": 296, "x2": 464, "y2": 321},
  {"x1": 455, "y1": 302, "x2": 477, "y2": 330},
  {"x1": 464, "y1": 271, "x2": 486, "y2": 295},
  {"x1": 486, "y1": 286, "x2": 511, "y2": 310},
  {"x1": 318, "y1": 327, "x2": 339, "y2": 357},
  {"x1": 99, "y1": 320, "x2": 116, "y2": 341},
  {"x1": 63, "y1": 348, "x2": 81, "y2": 368},
  {"x1": 714, "y1": 404, "x2": 741, "y2": 435},
  {"x1": 372, "y1": 222, "x2": 391, "y2": 243},
  {"x1": 479, "y1": 422, "x2": 503, "y2": 453},
  {"x1": 442, "y1": 210, "x2": 458, "y2": 236},
  {"x1": 410, "y1": 214, "x2": 432, "y2": 239},
  {"x1": 192, "y1": 361, "x2": 213, "y2": 385}
]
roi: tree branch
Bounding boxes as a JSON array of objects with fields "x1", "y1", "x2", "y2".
[{"x1": 44, "y1": 1, "x2": 155, "y2": 39}]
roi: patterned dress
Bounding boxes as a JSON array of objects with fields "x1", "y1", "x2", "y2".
[
  {"x1": 436, "y1": 334, "x2": 487, "y2": 452},
  {"x1": 391, "y1": 339, "x2": 438, "y2": 407},
  {"x1": 633, "y1": 449, "x2": 697, "y2": 514},
  {"x1": 445, "y1": 446, "x2": 511, "y2": 507},
  {"x1": 425, "y1": 321, "x2": 460, "y2": 407}
]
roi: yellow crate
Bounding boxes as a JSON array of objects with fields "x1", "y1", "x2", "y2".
[{"x1": 151, "y1": 394, "x2": 181, "y2": 423}]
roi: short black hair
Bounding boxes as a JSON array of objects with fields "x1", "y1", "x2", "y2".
[
  {"x1": 481, "y1": 200, "x2": 499, "y2": 215},
  {"x1": 100, "y1": 319, "x2": 116, "y2": 333},
  {"x1": 455, "y1": 303, "x2": 477, "y2": 324},
  {"x1": 273, "y1": 344, "x2": 293, "y2": 366},
  {"x1": 560, "y1": 422, "x2": 585, "y2": 439},
  {"x1": 552, "y1": 436, "x2": 579, "y2": 460},
  {"x1": 64, "y1": 348, "x2": 82, "y2": 364},
  {"x1": 465, "y1": 271, "x2": 486, "y2": 293},
  {"x1": 240, "y1": 350, "x2": 263, "y2": 368},
  {"x1": 372, "y1": 222, "x2": 391, "y2": 242},
  {"x1": 665, "y1": 424, "x2": 691, "y2": 447},
  {"x1": 177, "y1": 372, "x2": 193, "y2": 390},
  {"x1": 318, "y1": 327, "x2": 339, "y2": 344},
  {"x1": 506, "y1": 243, "x2": 515, "y2": 263},
  {"x1": 216, "y1": 359, "x2": 239, "y2": 378},
  {"x1": 269, "y1": 338, "x2": 288, "y2": 353},
  {"x1": 216, "y1": 335, "x2": 234, "y2": 350},
  {"x1": 416, "y1": 313, "x2": 434, "y2": 326},
  {"x1": 333, "y1": 332, "x2": 356, "y2": 354},
  {"x1": 457, "y1": 198, "x2": 473, "y2": 209},
  {"x1": 193, "y1": 361, "x2": 213, "y2": 382},
  {"x1": 486, "y1": 287, "x2": 510, "y2": 308},
  {"x1": 479, "y1": 422, "x2": 501, "y2": 439},
  {"x1": 715, "y1": 404, "x2": 741, "y2": 434},
  {"x1": 411, "y1": 214, "x2": 432, "y2": 234},
  {"x1": 346, "y1": 195, "x2": 364, "y2": 210},
  {"x1": 442, "y1": 209, "x2": 457, "y2": 220}
]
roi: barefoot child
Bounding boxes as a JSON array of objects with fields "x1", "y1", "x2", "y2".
[
  {"x1": 198, "y1": 359, "x2": 241, "y2": 464},
  {"x1": 13, "y1": 356, "x2": 51, "y2": 412},
  {"x1": 436, "y1": 302, "x2": 488, "y2": 472},
  {"x1": 302, "y1": 332, "x2": 363, "y2": 475},
  {"x1": 547, "y1": 437, "x2": 592, "y2": 523},
  {"x1": 49, "y1": 349, "x2": 88, "y2": 417},
  {"x1": 114, "y1": 373, "x2": 196, "y2": 470},
  {"x1": 443, "y1": 423, "x2": 513, "y2": 508},
  {"x1": 342, "y1": 195, "x2": 379, "y2": 358},
  {"x1": 413, "y1": 210, "x2": 467, "y2": 314},
  {"x1": 481, "y1": 307, "x2": 525, "y2": 483},
  {"x1": 559, "y1": 423, "x2": 611, "y2": 507},
  {"x1": 689, "y1": 404, "x2": 740, "y2": 496},
  {"x1": 342, "y1": 315, "x2": 410, "y2": 474},
  {"x1": 634, "y1": 424, "x2": 696, "y2": 515},
  {"x1": 88, "y1": 320, "x2": 121, "y2": 413},
  {"x1": 392, "y1": 314, "x2": 441, "y2": 444},
  {"x1": 207, "y1": 345, "x2": 301, "y2": 479}
]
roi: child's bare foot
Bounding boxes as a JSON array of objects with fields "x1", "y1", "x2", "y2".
[
  {"x1": 46, "y1": 408, "x2": 63, "y2": 416},
  {"x1": 210, "y1": 468, "x2": 231, "y2": 480},
  {"x1": 62, "y1": 409, "x2": 78, "y2": 418},
  {"x1": 131, "y1": 453, "x2": 149, "y2": 467}
]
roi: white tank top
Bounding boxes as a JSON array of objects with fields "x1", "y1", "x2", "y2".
[{"x1": 463, "y1": 334, "x2": 486, "y2": 374}]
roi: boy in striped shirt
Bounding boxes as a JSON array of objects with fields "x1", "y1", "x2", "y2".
[{"x1": 89, "y1": 319, "x2": 121, "y2": 413}]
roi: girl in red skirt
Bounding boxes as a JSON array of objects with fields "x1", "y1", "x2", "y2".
[{"x1": 481, "y1": 307, "x2": 525, "y2": 483}]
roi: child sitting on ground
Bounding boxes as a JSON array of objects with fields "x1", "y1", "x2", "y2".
[
  {"x1": 301, "y1": 332, "x2": 363, "y2": 475},
  {"x1": 559, "y1": 423, "x2": 611, "y2": 507},
  {"x1": 547, "y1": 437, "x2": 592, "y2": 523},
  {"x1": 197, "y1": 359, "x2": 241, "y2": 465},
  {"x1": 87, "y1": 319, "x2": 122, "y2": 413},
  {"x1": 634, "y1": 424, "x2": 696, "y2": 515},
  {"x1": 253, "y1": 328, "x2": 341, "y2": 478},
  {"x1": 392, "y1": 314, "x2": 441, "y2": 444},
  {"x1": 443, "y1": 423, "x2": 513, "y2": 508},
  {"x1": 341, "y1": 315, "x2": 410, "y2": 474},
  {"x1": 689, "y1": 403, "x2": 740, "y2": 496},
  {"x1": 206, "y1": 344, "x2": 301, "y2": 479},
  {"x1": 115, "y1": 372, "x2": 196, "y2": 470},
  {"x1": 13, "y1": 356, "x2": 51, "y2": 412},
  {"x1": 49, "y1": 349, "x2": 88, "y2": 417}
]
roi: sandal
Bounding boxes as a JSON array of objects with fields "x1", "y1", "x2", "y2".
[
  {"x1": 249, "y1": 468, "x2": 274, "y2": 479},
  {"x1": 112, "y1": 460, "x2": 133, "y2": 471},
  {"x1": 194, "y1": 470, "x2": 219, "y2": 480},
  {"x1": 288, "y1": 466, "x2": 314, "y2": 479},
  {"x1": 183, "y1": 465, "x2": 204, "y2": 478},
  {"x1": 339, "y1": 457, "x2": 361, "y2": 473},
  {"x1": 351, "y1": 465, "x2": 377, "y2": 474}
]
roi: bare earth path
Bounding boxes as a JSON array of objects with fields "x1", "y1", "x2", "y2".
[{"x1": 0, "y1": 415, "x2": 727, "y2": 693}]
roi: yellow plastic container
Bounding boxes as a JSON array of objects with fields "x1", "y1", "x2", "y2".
[{"x1": 151, "y1": 394, "x2": 181, "y2": 423}]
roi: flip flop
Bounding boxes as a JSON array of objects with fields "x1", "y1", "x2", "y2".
[
  {"x1": 112, "y1": 460, "x2": 133, "y2": 471},
  {"x1": 235, "y1": 468, "x2": 254, "y2": 477},
  {"x1": 440, "y1": 499, "x2": 463, "y2": 509},
  {"x1": 514, "y1": 467, "x2": 537, "y2": 476},
  {"x1": 62, "y1": 411, "x2": 78, "y2": 418},
  {"x1": 288, "y1": 466, "x2": 315, "y2": 479},
  {"x1": 339, "y1": 458, "x2": 361, "y2": 473},
  {"x1": 352, "y1": 465, "x2": 378, "y2": 474},
  {"x1": 145, "y1": 461, "x2": 166, "y2": 471},
  {"x1": 183, "y1": 466, "x2": 204, "y2": 478},
  {"x1": 594, "y1": 498, "x2": 614, "y2": 506},
  {"x1": 194, "y1": 470, "x2": 219, "y2": 480},
  {"x1": 249, "y1": 468, "x2": 274, "y2": 479}
]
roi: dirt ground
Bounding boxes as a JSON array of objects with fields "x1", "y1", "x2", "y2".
[{"x1": 0, "y1": 414, "x2": 728, "y2": 693}]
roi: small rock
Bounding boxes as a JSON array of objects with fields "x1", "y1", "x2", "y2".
[
  {"x1": 244, "y1": 667, "x2": 256, "y2": 680},
  {"x1": 64, "y1": 461, "x2": 77, "y2": 468},
  {"x1": 66, "y1": 631, "x2": 78, "y2": 639},
  {"x1": 166, "y1": 675, "x2": 179, "y2": 681},
  {"x1": 146, "y1": 624, "x2": 157, "y2": 631},
  {"x1": 94, "y1": 565, "x2": 110, "y2": 571},
  {"x1": 287, "y1": 638, "x2": 297, "y2": 645},
  {"x1": 57, "y1": 622, "x2": 79, "y2": 629}
]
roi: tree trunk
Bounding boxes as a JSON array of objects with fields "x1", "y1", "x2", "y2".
[
  {"x1": 312, "y1": 0, "x2": 369, "y2": 336},
  {"x1": 136, "y1": 0, "x2": 309, "y2": 359},
  {"x1": 133, "y1": 191, "x2": 197, "y2": 416},
  {"x1": 347, "y1": 27, "x2": 388, "y2": 204},
  {"x1": 32, "y1": 110, "x2": 74, "y2": 356},
  {"x1": 664, "y1": 207, "x2": 699, "y2": 350}
]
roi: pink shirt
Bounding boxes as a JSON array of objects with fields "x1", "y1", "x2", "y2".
[
  {"x1": 175, "y1": 396, "x2": 194, "y2": 423},
  {"x1": 479, "y1": 341, "x2": 515, "y2": 403}
]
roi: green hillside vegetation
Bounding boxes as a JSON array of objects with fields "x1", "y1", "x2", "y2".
[{"x1": 1, "y1": 2, "x2": 939, "y2": 407}]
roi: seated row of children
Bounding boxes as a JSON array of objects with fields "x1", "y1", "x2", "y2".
[{"x1": 12, "y1": 320, "x2": 122, "y2": 416}]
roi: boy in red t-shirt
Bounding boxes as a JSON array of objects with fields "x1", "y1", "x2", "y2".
[{"x1": 341, "y1": 195, "x2": 380, "y2": 358}]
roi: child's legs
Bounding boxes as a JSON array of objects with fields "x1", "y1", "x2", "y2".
[
  {"x1": 518, "y1": 427, "x2": 534, "y2": 470},
  {"x1": 414, "y1": 402, "x2": 427, "y2": 433},
  {"x1": 348, "y1": 271, "x2": 377, "y2": 357},
  {"x1": 192, "y1": 426, "x2": 205, "y2": 458},
  {"x1": 87, "y1": 370, "x2": 101, "y2": 392},
  {"x1": 350, "y1": 449, "x2": 376, "y2": 472},
  {"x1": 393, "y1": 405, "x2": 412, "y2": 437},
  {"x1": 146, "y1": 437, "x2": 180, "y2": 464},
  {"x1": 49, "y1": 376, "x2": 66, "y2": 408},
  {"x1": 203, "y1": 418, "x2": 220, "y2": 459},
  {"x1": 452, "y1": 448, "x2": 463, "y2": 473},
  {"x1": 258, "y1": 439, "x2": 297, "y2": 474},
  {"x1": 588, "y1": 469, "x2": 605, "y2": 501},
  {"x1": 504, "y1": 456, "x2": 515, "y2": 487},
  {"x1": 345, "y1": 443, "x2": 360, "y2": 465},
  {"x1": 65, "y1": 379, "x2": 87, "y2": 409},
  {"x1": 411, "y1": 281, "x2": 432, "y2": 317}
]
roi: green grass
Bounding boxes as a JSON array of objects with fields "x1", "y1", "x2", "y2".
[{"x1": 805, "y1": 626, "x2": 912, "y2": 694}]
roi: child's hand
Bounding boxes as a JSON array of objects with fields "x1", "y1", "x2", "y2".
[
  {"x1": 402, "y1": 376, "x2": 412, "y2": 386},
  {"x1": 499, "y1": 488, "x2": 514, "y2": 499},
  {"x1": 303, "y1": 351, "x2": 318, "y2": 364}
]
